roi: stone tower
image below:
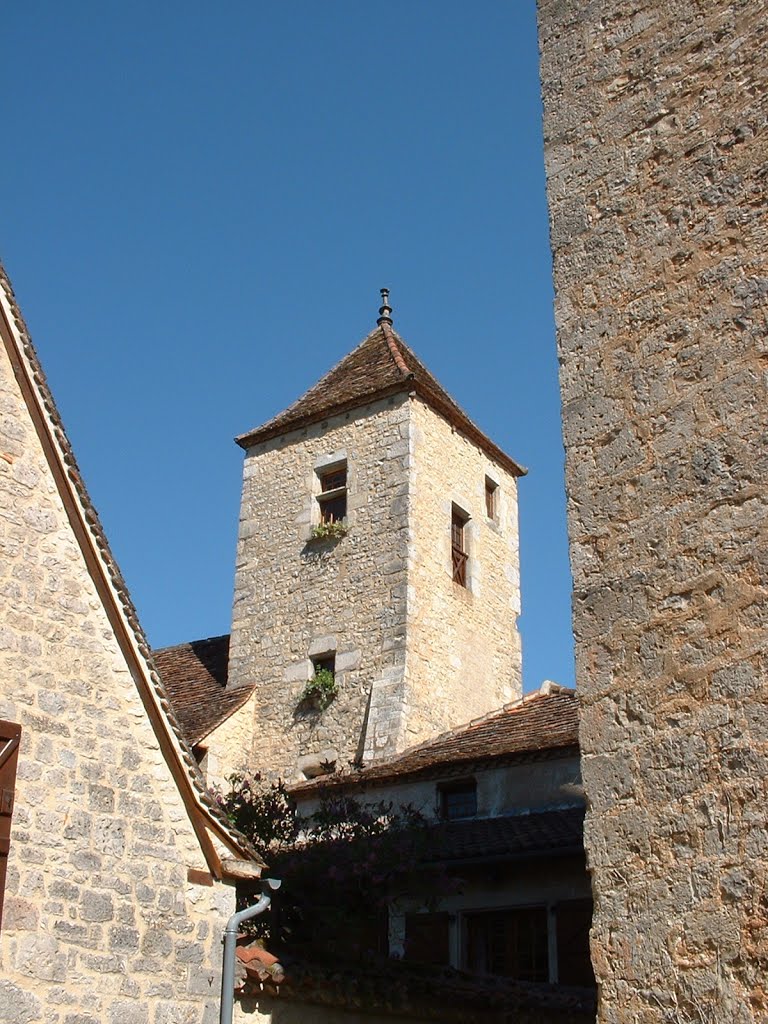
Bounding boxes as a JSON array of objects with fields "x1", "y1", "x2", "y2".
[
  {"x1": 227, "y1": 294, "x2": 525, "y2": 779},
  {"x1": 538, "y1": 1, "x2": 767, "y2": 1020}
]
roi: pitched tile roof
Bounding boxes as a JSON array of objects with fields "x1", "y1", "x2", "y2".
[
  {"x1": 240, "y1": 951, "x2": 596, "y2": 1022},
  {"x1": 154, "y1": 634, "x2": 254, "y2": 747},
  {"x1": 291, "y1": 685, "x2": 579, "y2": 795},
  {"x1": 424, "y1": 806, "x2": 585, "y2": 864},
  {"x1": 236, "y1": 322, "x2": 526, "y2": 478}
]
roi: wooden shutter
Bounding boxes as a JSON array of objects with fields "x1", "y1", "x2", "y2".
[{"x1": 0, "y1": 720, "x2": 21, "y2": 931}]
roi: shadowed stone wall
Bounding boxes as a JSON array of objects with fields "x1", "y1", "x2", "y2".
[{"x1": 537, "y1": 2, "x2": 767, "y2": 1020}]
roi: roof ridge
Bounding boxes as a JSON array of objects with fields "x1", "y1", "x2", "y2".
[
  {"x1": 156, "y1": 632, "x2": 231, "y2": 654},
  {"x1": 380, "y1": 321, "x2": 413, "y2": 377}
]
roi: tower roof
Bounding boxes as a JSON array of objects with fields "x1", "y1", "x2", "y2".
[{"x1": 236, "y1": 320, "x2": 526, "y2": 477}]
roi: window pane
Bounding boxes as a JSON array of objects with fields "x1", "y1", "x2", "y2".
[
  {"x1": 321, "y1": 467, "x2": 347, "y2": 492},
  {"x1": 319, "y1": 494, "x2": 346, "y2": 523},
  {"x1": 465, "y1": 908, "x2": 549, "y2": 982}
]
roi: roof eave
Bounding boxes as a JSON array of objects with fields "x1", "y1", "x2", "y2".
[
  {"x1": 289, "y1": 743, "x2": 580, "y2": 798},
  {"x1": 235, "y1": 378, "x2": 527, "y2": 479},
  {"x1": 235, "y1": 380, "x2": 414, "y2": 450}
]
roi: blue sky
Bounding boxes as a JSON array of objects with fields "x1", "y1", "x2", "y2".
[{"x1": 3, "y1": 1, "x2": 574, "y2": 691}]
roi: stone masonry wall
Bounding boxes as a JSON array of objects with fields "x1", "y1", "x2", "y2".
[
  {"x1": 228, "y1": 395, "x2": 411, "y2": 779},
  {"x1": 0, "y1": 339, "x2": 235, "y2": 1023},
  {"x1": 538, "y1": 2, "x2": 767, "y2": 1020},
  {"x1": 403, "y1": 399, "x2": 522, "y2": 748}
]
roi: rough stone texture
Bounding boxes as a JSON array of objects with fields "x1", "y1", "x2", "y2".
[
  {"x1": 404, "y1": 397, "x2": 522, "y2": 749},
  {"x1": 228, "y1": 391, "x2": 522, "y2": 780},
  {"x1": 0, "y1": 333, "x2": 234, "y2": 1020},
  {"x1": 537, "y1": 2, "x2": 768, "y2": 1021}
]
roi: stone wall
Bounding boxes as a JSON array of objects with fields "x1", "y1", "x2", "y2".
[
  {"x1": 229, "y1": 395, "x2": 412, "y2": 778},
  {"x1": 537, "y1": 1, "x2": 768, "y2": 1020},
  {"x1": 0, "y1": 335, "x2": 236, "y2": 1023},
  {"x1": 403, "y1": 397, "x2": 522, "y2": 749}
]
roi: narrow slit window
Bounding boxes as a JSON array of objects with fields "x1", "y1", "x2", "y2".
[
  {"x1": 451, "y1": 506, "x2": 469, "y2": 587},
  {"x1": 485, "y1": 477, "x2": 498, "y2": 520},
  {"x1": 317, "y1": 463, "x2": 347, "y2": 524}
]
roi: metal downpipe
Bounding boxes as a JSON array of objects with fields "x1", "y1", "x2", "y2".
[{"x1": 220, "y1": 879, "x2": 281, "y2": 1024}]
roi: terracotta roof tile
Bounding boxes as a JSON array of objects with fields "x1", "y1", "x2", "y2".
[
  {"x1": 291, "y1": 686, "x2": 579, "y2": 795},
  {"x1": 236, "y1": 324, "x2": 526, "y2": 478},
  {"x1": 154, "y1": 634, "x2": 254, "y2": 746}
]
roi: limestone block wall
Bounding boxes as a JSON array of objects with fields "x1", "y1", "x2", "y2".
[
  {"x1": 229, "y1": 395, "x2": 411, "y2": 779},
  {"x1": 404, "y1": 398, "x2": 522, "y2": 746},
  {"x1": 0, "y1": 339, "x2": 235, "y2": 1023},
  {"x1": 538, "y1": 1, "x2": 768, "y2": 1020}
]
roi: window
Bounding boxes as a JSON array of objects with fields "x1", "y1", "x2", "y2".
[
  {"x1": 485, "y1": 476, "x2": 498, "y2": 520},
  {"x1": 317, "y1": 463, "x2": 347, "y2": 524},
  {"x1": 312, "y1": 654, "x2": 335, "y2": 679},
  {"x1": 0, "y1": 720, "x2": 21, "y2": 932},
  {"x1": 451, "y1": 506, "x2": 469, "y2": 587},
  {"x1": 439, "y1": 779, "x2": 477, "y2": 820},
  {"x1": 465, "y1": 907, "x2": 549, "y2": 982}
]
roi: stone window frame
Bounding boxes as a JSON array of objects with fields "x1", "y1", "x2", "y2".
[{"x1": 312, "y1": 451, "x2": 349, "y2": 529}]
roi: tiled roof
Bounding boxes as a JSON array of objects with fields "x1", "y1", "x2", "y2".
[
  {"x1": 236, "y1": 322, "x2": 526, "y2": 478},
  {"x1": 239, "y1": 952, "x2": 596, "y2": 1023},
  {"x1": 425, "y1": 806, "x2": 585, "y2": 864},
  {"x1": 154, "y1": 634, "x2": 253, "y2": 746},
  {"x1": 291, "y1": 686, "x2": 579, "y2": 795}
]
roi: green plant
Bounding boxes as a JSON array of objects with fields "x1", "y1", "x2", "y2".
[
  {"x1": 300, "y1": 666, "x2": 338, "y2": 709},
  {"x1": 310, "y1": 520, "x2": 348, "y2": 540}
]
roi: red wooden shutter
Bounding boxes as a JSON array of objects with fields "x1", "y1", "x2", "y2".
[{"x1": 0, "y1": 720, "x2": 22, "y2": 931}]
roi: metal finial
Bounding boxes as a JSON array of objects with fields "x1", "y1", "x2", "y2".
[{"x1": 377, "y1": 287, "x2": 393, "y2": 326}]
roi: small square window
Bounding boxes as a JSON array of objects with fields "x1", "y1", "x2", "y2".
[
  {"x1": 317, "y1": 463, "x2": 347, "y2": 524},
  {"x1": 485, "y1": 477, "x2": 498, "y2": 519},
  {"x1": 439, "y1": 779, "x2": 477, "y2": 820}
]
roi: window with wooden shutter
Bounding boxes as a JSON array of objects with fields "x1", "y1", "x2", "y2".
[
  {"x1": 451, "y1": 506, "x2": 469, "y2": 587},
  {"x1": 317, "y1": 463, "x2": 347, "y2": 524},
  {"x1": 0, "y1": 720, "x2": 21, "y2": 932}
]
